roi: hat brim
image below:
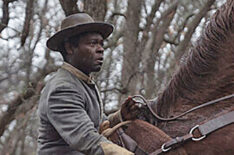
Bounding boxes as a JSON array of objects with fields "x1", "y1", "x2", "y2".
[{"x1": 46, "y1": 22, "x2": 114, "y2": 52}]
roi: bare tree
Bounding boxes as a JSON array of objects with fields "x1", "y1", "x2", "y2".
[{"x1": 0, "y1": 0, "x2": 225, "y2": 153}]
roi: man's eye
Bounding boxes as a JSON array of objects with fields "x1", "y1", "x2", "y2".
[{"x1": 89, "y1": 41, "x2": 97, "y2": 46}]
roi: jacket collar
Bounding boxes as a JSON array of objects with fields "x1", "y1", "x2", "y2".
[{"x1": 61, "y1": 62, "x2": 94, "y2": 84}]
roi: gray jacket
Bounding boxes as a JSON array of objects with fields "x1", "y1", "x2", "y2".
[{"x1": 37, "y1": 63, "x2": 110, "y2": 155}]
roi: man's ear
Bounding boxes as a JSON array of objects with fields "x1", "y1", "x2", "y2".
[{"x1": 64, "y1": 42, "x2": 73, "y2": 55}]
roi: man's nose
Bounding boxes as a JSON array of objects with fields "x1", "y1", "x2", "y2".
[{"x1": 97, "y1": 44, "x2": 104, "y2": 53}]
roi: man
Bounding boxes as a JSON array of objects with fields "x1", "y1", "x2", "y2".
[{"x1": 38, "y1": 13, "x2": 139, "y2": 155}]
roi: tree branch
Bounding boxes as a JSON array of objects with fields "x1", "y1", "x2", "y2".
[
  {"x1": 163, "y1": 37, "x2": 179, "y2": 45},
  {"x1": 21, "y1": 0, "x2": 35, "y2": 47},
  {"x1": 175, "y1": 0, "x2": 215, "y2": 60},
  {"x1": 0, "y1": 66, "x2": 57, "y2": 137},
  {"x1": 0, "y1": 0, "x2": 18, "y2": 33},
  {"x1": 59, "y1": 0, "x2": 79, "y2": 16}
]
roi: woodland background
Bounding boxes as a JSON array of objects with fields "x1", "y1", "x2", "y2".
[{"x1": 0, "y1": 0, "x2": 226, "y2": 154}]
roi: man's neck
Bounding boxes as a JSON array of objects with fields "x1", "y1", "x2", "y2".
[
  {"x1": 66, "y1": 61, "x2": 90, "y2": 76},
  {"x1": 62, "y1": 62, "x2": 94, "y2": 84}
]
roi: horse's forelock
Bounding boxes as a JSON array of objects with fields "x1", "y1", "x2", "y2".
[{"x1": 157, "y1": 1, "x2": 234, "y2": 117}]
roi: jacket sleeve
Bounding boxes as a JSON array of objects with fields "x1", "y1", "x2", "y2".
[
  {"x1": 101, "y1": 112, "x2": 108, "y2": 122},
  {"x1": 108, "y1": 110, "x2": 123, "y2": 127},
  {"x1": 47, "y1": 85, "x2": 111, "y2": 155}
]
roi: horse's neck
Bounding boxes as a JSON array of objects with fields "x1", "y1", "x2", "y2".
[
  {"x1": 157, "y1": 37, "x2": 234, "y2": 136},
  {"x1": 156, "y1": 1, "x2": 234, "y2": 137}
]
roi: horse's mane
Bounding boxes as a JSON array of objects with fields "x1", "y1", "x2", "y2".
[{"x1": 156, "y1": 0, "x2": 234, "y2": 117}]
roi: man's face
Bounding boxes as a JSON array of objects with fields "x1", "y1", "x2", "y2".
[{"x1": 71, "y1": 32, "x2": 104, "y2": 75}]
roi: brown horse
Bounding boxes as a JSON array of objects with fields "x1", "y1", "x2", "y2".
[{"x1": 105, "y1": 0, "x2": 234, "y2": 154}]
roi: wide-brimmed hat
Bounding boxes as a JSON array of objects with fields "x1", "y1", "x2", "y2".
[{"x1": 46, "y1": 13, "x2": 114, "y2": 52}]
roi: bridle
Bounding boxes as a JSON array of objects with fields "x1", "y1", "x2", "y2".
[
  {"x1": 128, "y1": 94, "x2": 234, "y2": 154},
  {"x1": 104, "y1": 94, "x2": 234, "y2": 154},
  {"x1": 149, "y1": 111, "x2": 234, "y2": 155}
]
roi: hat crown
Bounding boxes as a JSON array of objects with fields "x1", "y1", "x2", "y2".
[{"x1": 61, "y1": 13, "x2": 94, "y2": 30}]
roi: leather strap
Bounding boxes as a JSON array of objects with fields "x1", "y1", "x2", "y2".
[
  {"x1": 150, "y1": 111, "x2": 234, "y2": 155},
  {"x1": 198, "y1": 111, "x2": 234, "y2": 136},
  {"x1": 163, "y1": 134, "x2": 193, "y2": 149},
  {"x1": 149, "y1": 148, "x2": 163, "y2": 155},
  {"x1": 117, "y1": 128, "x2": 148, "y2": 155},
  {"x1": 102, "y1": 121, "x2": 148, "y2": 154},
  {"x1": 149, "y1": 134, "x2": 191, "y2": 155}
]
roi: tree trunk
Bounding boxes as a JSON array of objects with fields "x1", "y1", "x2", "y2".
[
  {"x1": 84, "y1": 0, "x2": 107, "y2": 21},
  {"x1": 120, "y1": 0, "x2": 142, "y2": 102}
]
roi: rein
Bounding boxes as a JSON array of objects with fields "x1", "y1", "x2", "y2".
[
  {"x1": 101, "y1": 121, "x2": 132, "y2": 137},
  {"x1": 132, "y1": 93, "x2": 234, "y2": 121}
]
